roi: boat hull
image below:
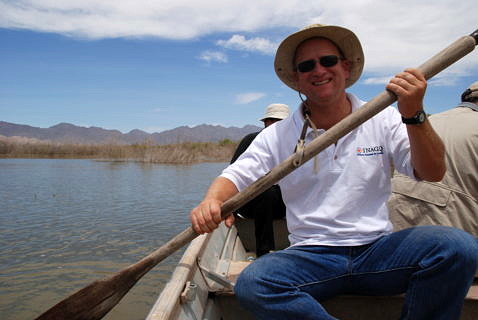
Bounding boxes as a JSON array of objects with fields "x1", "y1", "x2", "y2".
[{"x1": 147, "y1": 220, "x2": 478, "y2": 319}]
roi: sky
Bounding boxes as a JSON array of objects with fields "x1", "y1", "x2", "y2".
[{"x1": 1, "y1": 0, "x2": 477, "y2": 134}]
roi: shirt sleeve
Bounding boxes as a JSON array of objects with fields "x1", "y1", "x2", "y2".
[
  {"x1": 230, "y1": 132, "x2": 259, "y2": 164},
  {"x1": 221, "y1": 128, "x2": 276, "y2": 191}
]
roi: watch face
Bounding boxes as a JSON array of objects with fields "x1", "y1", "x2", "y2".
[
  {"x1": 402, "y1": 110, "x2": 426, "y2": 125},
  {"x1": 418, "y1": 111, "x2": 426, "y2": 122}
]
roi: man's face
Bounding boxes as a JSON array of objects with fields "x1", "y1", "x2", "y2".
[
  {"x1": 293, "y1": 38, "x2": 351, "y2": 104},
  {"x1": 262, "y1": 118, "x2": 281, "y2": 128}
]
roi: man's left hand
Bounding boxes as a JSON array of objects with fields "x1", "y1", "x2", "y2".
[{"x1": 386, "y1": 68, "x2": 427, "y2": 118}]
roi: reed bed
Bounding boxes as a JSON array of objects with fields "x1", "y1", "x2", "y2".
[{"x1": 0, "y1": 135, "x2": 238, "y2": 164}]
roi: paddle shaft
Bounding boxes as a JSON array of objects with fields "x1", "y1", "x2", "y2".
[{"x1": 35, "y1": 29, "x2": 478, "y2": 320}]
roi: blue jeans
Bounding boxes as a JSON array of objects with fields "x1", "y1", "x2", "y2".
[{"x1": 235, "y1": 226, "x2": 478, "y2": 320}]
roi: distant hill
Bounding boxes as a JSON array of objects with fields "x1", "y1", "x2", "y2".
[{"x1": 0, "y1": 121, "x2": 261, "y2": 145}]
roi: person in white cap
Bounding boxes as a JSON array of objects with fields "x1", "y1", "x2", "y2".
[
  {"x1": 389, "y1": 81, "x2": 478, "y2": 237},
  {"x1": 230, "y1": 103, "x2": 290, "y2": 257},
  {"x1": 258, "y1": 103, "x2": 290, "y2": 127},
  {"x1": 190, "y1": 24, "x2": 478, "y2": 319}
]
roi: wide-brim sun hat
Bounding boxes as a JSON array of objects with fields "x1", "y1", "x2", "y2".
[
  {"x1": 259, "y1": 103, "x2": 290, "y2": 121},
  {"x1": 274, "y1": 24, "x2": 365, "y2": 91}
]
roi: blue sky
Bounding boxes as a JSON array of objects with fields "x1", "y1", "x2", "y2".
[{"x1": 1, "y1": 0, "x2": 477, "y2": 134}]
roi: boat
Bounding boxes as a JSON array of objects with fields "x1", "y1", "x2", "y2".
[{"x1": 146, "y1": 217, "x2": 478, "y2": 319}]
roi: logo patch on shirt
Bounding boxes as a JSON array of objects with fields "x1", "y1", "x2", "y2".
[{"x1": 356, "y1": 146, "x2": 384, "y2": 156}]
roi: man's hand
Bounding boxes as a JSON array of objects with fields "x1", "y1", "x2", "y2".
[
  {"x1": 386, "y1": 68, "x2": 427, "y2": 117},
  {"x1": 190, "y1": 199, "x2": 235, "y2": 234},
  {"x1": 387, "y1": 68, "x2": 445, "y2": 182},
  {"x1": 189, "y1": 177, "x2": 238, "y2": 234}
]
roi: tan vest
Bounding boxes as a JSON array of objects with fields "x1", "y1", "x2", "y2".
[{"x1": 388, "y1": 106, "x2": 478, "y2": 237}]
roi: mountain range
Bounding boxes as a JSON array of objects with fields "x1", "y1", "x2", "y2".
[{"x1": 0, "y1": 121, "x2": 262, "y2": 145}]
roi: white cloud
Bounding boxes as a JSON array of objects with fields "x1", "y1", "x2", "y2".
[
  {"x1": 317, "y1": 1, "x2": 477, "y2": 77},
  {"x1": 363, "y1": 76, "x2": 392, "y2": 85},
  {"x1": 429, "y1": 77, "x2": 458, "y2": 87},
  {"x1": 198, "y1": 50, "x2": 228, "y2": 63},
  {"x1": 0, "y1": 0, "x2": 312, "y2": 39},
  {"x1": 364, "y1": 69, "x2": 471, "y2": 87},
  {"x1": 235, "y1": 92, "x2": 266, "y2": 104},
  {"x1": 427, "y1": 72, "x2": 463, "y2": 87},
  {"x1": 216, "y1": 35, "x2": 277, "y2": 55},
  {"x1": 1, "y1": 0, "x2": 476, "y2": 80}
]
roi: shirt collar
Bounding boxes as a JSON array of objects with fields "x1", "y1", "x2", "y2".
[{"x1": 292, "y1": 92, "x2": 364, "y2": 136}]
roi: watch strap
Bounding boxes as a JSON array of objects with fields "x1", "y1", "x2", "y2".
[{"x1": 402, "y1": 110, "x2": 426, "y2": 125}]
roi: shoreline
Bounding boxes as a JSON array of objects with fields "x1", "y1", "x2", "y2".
[{"x1": 0, "y1": 136, "x2": 238, "y2": 164}]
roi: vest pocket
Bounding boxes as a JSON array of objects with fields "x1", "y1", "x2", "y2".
[{"x1": 391, "y1": 175, "x2": 451, "y2": 207}]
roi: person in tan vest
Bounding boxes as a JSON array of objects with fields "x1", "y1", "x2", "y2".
[{"x1": 389, "y1": 81, "x2": 478, "y2": 237}]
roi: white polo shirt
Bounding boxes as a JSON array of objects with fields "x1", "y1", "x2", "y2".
[{"x1": 221, "y1": 93, "x2": 415, "y2": 246}]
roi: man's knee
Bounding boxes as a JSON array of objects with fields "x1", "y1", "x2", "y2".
[
  {"x1": 444, "y1": 227, "x2": 478, "y2": 270},
  {"x1": 235, "y1": 263, "x2": 260, "y2": 305},
  {"x1": 235, "y1": 255, "x2": 280, "y2": 301},
  {"x1": 418, "y1": 226, "x2": 478, "y2": 273}
]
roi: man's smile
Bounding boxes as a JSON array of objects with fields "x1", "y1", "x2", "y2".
[{"x1": 312, "y1": 79, "x2": 331, "y2": 86}]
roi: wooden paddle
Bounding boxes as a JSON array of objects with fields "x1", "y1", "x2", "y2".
[{"x1": 35, "y1": 28, "x2": 478, "y2": 320}]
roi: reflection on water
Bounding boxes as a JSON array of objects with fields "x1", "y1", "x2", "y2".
[{"x1": 0, "y1": 159, "x2": 227, "y2": 320}]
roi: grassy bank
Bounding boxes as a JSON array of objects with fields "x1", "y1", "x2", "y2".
[{"x1": 0, "y1": 135, "x2": 238, "y2": 164}]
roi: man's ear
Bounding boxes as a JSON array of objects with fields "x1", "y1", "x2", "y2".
[{"x1": 293, "y1": 71, "x2": 300, "y2": 89}]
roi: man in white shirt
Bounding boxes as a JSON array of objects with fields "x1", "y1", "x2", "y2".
[{"x1": 190, "y1": 24, "x2": 478, "y2": 319}]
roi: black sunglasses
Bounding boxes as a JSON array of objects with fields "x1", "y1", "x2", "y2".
[{"x1": 296, "y1": 55, "x2": 342, "y2": 73}]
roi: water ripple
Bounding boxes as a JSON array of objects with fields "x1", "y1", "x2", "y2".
[{"x1": 0, "y1": 159, "x2": 226, "y2": 320}]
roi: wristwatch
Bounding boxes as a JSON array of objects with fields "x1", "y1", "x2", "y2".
[{"x1": 402, "y1": 110, "x2": 427, "y2": 125}]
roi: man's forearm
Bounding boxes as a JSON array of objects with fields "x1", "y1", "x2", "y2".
[
  {"x1": 204, "y1": 176, "x2": 239, "y2": 202},
  {"x1": 407, "y1": 121, "x2": 446, "y2": 181}
]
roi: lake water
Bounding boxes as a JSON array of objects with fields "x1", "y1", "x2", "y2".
[{"x1": 0, "y1": 159, "x2": 227, "y2": 320}]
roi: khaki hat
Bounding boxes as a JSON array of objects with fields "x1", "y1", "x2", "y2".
[
  {"x1": 260, "y1": 103, "x2": 290, "y2": 121},
  {"x1": 274, "y1": 23, "x2": 364, "y2": 91},
  {"x1": 461, "y1": 81, "x2": 478, "y2": 102}
]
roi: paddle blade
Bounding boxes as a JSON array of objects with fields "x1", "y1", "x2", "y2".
[
  {"x1": 34, "y1": 267, "x2": 142, "y2": 320},
  {"x1": 34, "y1": 227, "x2": 198, "y2": 320}
]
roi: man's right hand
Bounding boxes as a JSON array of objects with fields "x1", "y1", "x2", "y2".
[
  {"x1": 190, "y1": 199, "x2": 235, "y2": 234},
  {"x1": 189, "y1": 177, "x2": 238, "y2": 234}
]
